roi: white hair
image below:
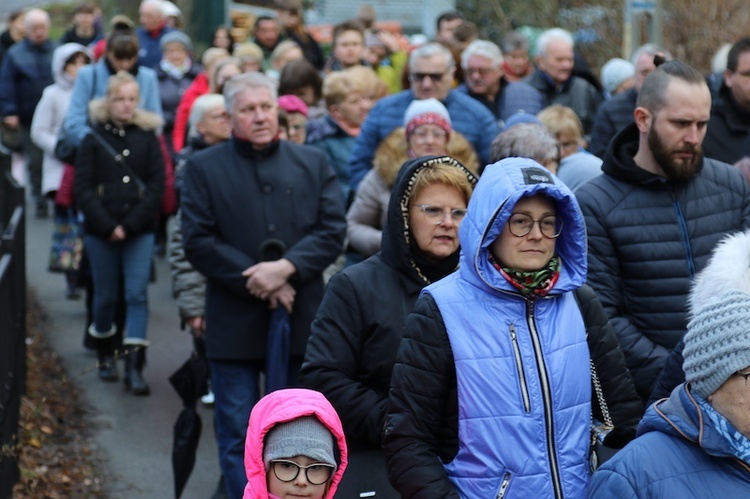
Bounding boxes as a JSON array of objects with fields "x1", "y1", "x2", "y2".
[
  {"x1": 140, "y1": 0, "x2": 165, "y2": 16},
  {"x1": 461, "y1": 40, "x2": 503, "y2": 70},
  {"x1": 630, "y1": 43, "x2": 672, "y2": 66},
  {"x1": 224, "y1": 72, "x2": 278, "y2": 112},
  {"x1": 535, "y1": 28, "x2": 574, "y2": 57},
  {"x1": 188, "y1": 94, "x2": 226, "y2": 137},
  {"x1": 409, "y1": 42, "x2": 454, "y2": 73},
  {"x1": 24, "y1": 9, "x2": 50, "y2": 30}
]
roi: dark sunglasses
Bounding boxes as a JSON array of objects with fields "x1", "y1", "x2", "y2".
[{"x1": 409, "y1": 71, "x2": 446, "y2": 82}]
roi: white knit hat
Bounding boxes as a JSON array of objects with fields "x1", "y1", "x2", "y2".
[
  {"x1": 402, "y1": 98, "x2": 452, "y2": 128},
  {"x1": 683, "y1": 291, "x2": 750, "y2": 399},
  {"x1": 600, "y1": 58, "x2": 634, "y2": 95}
]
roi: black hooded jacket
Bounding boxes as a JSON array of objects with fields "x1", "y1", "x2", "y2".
[
  {"x1": 299, "y1": 156, "x2": 477, "y2": 449},
  {"x1": 576, "y1": 123, "x2": 750, "y2": 400}
]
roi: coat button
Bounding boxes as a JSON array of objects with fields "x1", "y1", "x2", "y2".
[
  {"x1": 123, "y1": 175, "x2": 130, "y2": 183},
  {"x1": 263, "y1": 185, "x2": 272, "y2": 193},
  {"x1": 123, "y1": 149, "x2": 130, "y2": 157}
]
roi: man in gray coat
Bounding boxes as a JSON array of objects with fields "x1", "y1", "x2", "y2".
[{"x1": 180, "y1": 72, "x2": 346, "y2": 498}]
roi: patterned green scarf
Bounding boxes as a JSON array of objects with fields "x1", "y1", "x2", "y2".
[{"x1": 491, "y1": 254, "x2": 561, "y2": 297}]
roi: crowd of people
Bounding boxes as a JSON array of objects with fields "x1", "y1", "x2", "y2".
[{"x1": 2, "y1": 1, "x2": 750, "y2": 498}]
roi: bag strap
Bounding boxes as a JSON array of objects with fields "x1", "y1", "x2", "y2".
[
  {"x1": 590, "y1": 358, "x2": 614, "y2": 427},
  {"x1": 89, "y1": 129, "x2": 147, "y2": 193}
]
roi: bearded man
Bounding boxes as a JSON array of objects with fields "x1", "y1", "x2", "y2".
[{"x1": 576, "y1": 60, "x2": 750, "y2": 402}]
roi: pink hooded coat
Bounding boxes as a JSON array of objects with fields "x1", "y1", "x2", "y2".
[{"x1": 243, "y1": 388, "x2": 348, "y2": 499}]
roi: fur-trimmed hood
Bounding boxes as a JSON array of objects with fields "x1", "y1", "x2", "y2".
[
  {"x1": 373, "y1": 127, "x2": 479, "y2": 188},
  {"x1": 88, "y1": 98, "x2": 164, "y2": 131},
  {"x1": 688, "y1": 229, "x2": 750, "y2": 318}
]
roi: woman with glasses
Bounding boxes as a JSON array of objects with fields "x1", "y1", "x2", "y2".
[
  {"x1": 300, "y1": 156, "x2": 477, "y2": 498},
  {"x1": 243, "y1": 388, "x2": 348, "y2": 499},
  {"x1": 383, "y1": 157, "x2": 642, "y2": 498},
  {"x1": 347, "y1": 97, "x2": 478, "y2": 259}
]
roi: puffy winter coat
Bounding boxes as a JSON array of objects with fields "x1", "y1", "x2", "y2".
[
  {"x1": 576, "y1": 123, "x2": 750, "y2": 400},
  {"x1": 74, "y1": 100, "x2": 165, "y2": 238},
  {"x1": 703, "y1": 83, "x2": 750, "y2": 165},
  {"x1": 455, "y1": 78, "x2": 544, "y2": 125},
  {"x1": 30, "y1": 42, "x2": 90, "y2": 195},
  {"x1": 347, "y1": 89, "x2": 498, "y2": 190},
  {"x1": 346, "y1": 127, "x2": 479, "y2": 257},
  {"x1": 243, "y1": 388, "x2": 348, "y2": 499},
  {"x1": 589, "y1": 384, "x2": 750, "y2": 498},
  {"x1": 587, "y1": 87, "x2": 637, "y2": 158},
  {"x1": 301, "y1": 156, "x2": 477, "y2": 449},
  {"x1": 306, "y1": 114, "x2": 356, "y2": 204},
  {"x1": 0, "y1": 38, "x2": 55, "y2": 127},
  {"x1": 384, "y1": 158, "x2": 642, "y2": 498}
]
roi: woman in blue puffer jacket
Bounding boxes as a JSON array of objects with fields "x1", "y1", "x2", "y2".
[{"x1": 383, "y1": 157, "x2": 642, "y2": 498}]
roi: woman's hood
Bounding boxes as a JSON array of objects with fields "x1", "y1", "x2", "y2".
[
  {"x1": 458, "y1": 157, "x2": 588, "y2": 294},
  {"x1": 243, "y1": 388, "x2": 348, "y2": 499},
  {"x1": 52, "y1": 43, "x2": 92, "y2": 88},
  {"x1": 381, "y1": 155, "x2": 478, "y2": 285},
  {"x1": 688, "y1": 229, "x2": 750, "y2": 318}
]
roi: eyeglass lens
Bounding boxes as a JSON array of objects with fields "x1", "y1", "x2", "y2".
[
  {"x1": 508, "y1": 213, "x2": 563, "y2": 238},
  {"x1": 271, "y1": 460, "x2": 334, "y2": 485}
]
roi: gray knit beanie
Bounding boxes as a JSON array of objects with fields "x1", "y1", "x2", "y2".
[
  {"x1": 683, "y1": 291, "x2": 750, "y2": 399},
  {"x1": 263, "y1": 416, "x2": 336, "y2": 470},
  {"x1": 160, "y1": 30, "x2": 193, "y2": 53}
]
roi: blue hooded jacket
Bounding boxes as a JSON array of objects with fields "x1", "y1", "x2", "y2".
[
  {"x1": 425, "y1": 157, "x2": 591, "y2": 498},
  {"x1": 589, "y1": 383, "x2": 750, "y2": 498}
]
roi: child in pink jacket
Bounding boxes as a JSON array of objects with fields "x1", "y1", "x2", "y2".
[{"x1": 243, "y1": 388, "x2": 348, "y2": 499}]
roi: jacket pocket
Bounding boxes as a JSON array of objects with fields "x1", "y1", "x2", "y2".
[
  {"x1": 495, "y1": 471, "x2": 513, "y2": 499},
  {"x1": 509, "y1": 323, "x2": 531, "y2": 413}
]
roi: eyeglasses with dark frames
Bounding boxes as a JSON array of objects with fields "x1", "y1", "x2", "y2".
[
  {"x1": 412, "y1": 204, "x2": 467, "y2": 225},
  {"x1": 507, "y1": 213, "x2": 563, "y2": 239},
  {"x1": 270, "y1": 460, "x2": 335, "y2": 485}
]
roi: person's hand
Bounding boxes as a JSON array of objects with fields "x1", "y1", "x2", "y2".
[
  {"x1": 377, "y1": 30, "x2": 401, "y2": 53},
  {"x1": 187, "y1": 316, "x2": 205, "y2": 336},
  {"x1": 108, "y1": 225, "x2": 126, "y2": 242},
  {"x1": 267, "y1": 283, "x2": 295, "y2": 314},
  {"x1": 242, "y1": 259, "x2": 296, "y2": 300},
  {"x1": 2, "y1": 115, "x2": 19, "y2": 129}
]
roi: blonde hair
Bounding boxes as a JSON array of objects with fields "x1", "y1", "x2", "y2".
[
  {"x1": 322, "y1": 69, "x2": 368, "y2": 108},
  {"x1": 408, "y1": 159, "x2": 475, "y2": 206},
  {"x1": 106, "y1": 70, "x2": 139, "y2": 100},
  {"x1": 537, "y1": 104, "x2": 584, "y2": 143}
]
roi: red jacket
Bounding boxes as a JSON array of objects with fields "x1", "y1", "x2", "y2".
[{"x1": 171, "y1": 72, "x2": 209, "y2": 152}]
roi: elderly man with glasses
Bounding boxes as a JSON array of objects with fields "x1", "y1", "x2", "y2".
[
  {"x1": 347, "y1": 42, "x2": 498, "y2": 190},
  {"x1": 456, "y1": 39, "x2": 544, "y2": 126}
]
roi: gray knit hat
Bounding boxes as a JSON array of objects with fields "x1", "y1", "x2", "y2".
[
  {"x1": 263, "y1": 416, "x2": 336, "y2": 470},
  {"x1": 683, "y1": 291, "x2": 750, "y2": 399},
  {"x1": 160, "y1": 30, "x2": 193, "y2": 53}
]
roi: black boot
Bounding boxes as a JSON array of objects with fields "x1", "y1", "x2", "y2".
[
  {"x1": 96, "y1": 335, "x2": 118, "y2": 382},
  {"x1": 123, "y1": 345, "x2": 150, "y2": 396}
]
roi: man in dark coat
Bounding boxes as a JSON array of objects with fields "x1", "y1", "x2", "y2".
[
  {"x1": 0, "y1": 8, "x2": 55, "y2": 217},
  {"x1": 588, "y1": 43, "x2": 670, "y2": 158},
  {"x1": 180, "y1": 72, "x2": 346, "y2": 499},
  {"x1": 703, "y1": 37, "x2": 750, "y2": 165},
  {"x1": 523, "y1": 27, "x2": 602, "y2": 135},
  {"x1": 577, "y1": 60, "x2": 750, "y2": 401}
]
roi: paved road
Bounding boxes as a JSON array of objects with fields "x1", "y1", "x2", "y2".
[{"x1": 26, "y1": 200, "x2": 221, "y2": 498}]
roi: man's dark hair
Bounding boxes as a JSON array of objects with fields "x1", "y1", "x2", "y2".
[
  {"x1": 7, "y1": 9, "x2": 24, "y2": 23},
  {"x1": 253, "y1": 15, "x2": 278, "y2": 32},
  {"x1": 278, "y1": 58, "x2": 323, "y2": 102},
  {"x1": 453, "y1": 21, "x2": 478, "y2": 44},
  {"x1": 727, "y1": 37, "x2": 750, "y2": 73},
  {"x1": 332, "y1": 20, "x2": 364, "y2": 47},
  {"x1": 636, "y1": 60, "x2": 707, "y2": 113},
  {"x1": 436, "y1": 11, "x2": 464, "y2": 32},
  {"x1": 73, "y1": 2, "x2": 97, "y2": 16}
]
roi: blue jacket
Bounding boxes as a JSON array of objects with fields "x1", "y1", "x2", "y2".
[
  {"x1": 0, "y1": 38, "x2": 56, "y2": 126},
  {"x1": 306, "y1": 115, "x2": 355, "y2": 204},
  {"x1": 589, "y1": 384, "x2": 750, "y2": 498},
  {"x1": 136, "y1": 25, "x2": 175, "y2": 70},
  {"x1": 61, "y1": 59, "x2": 162, "y2": 147},
  {"x1": 455, "y1": 79, "x2": 544, "y2": 126},
  {"x1": 384, "y1": 158, "x2": 597, "y2": 498},
  {"x1": 576, "y1": 123, "x2": 750, "y2": 400},
  {"x1": 347, "y1": 89, "x2": 498, "y2": 190}
]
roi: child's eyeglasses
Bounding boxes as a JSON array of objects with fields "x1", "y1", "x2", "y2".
[{"x1": 270, "y1": 460, "x2": 335, "y2": 485}]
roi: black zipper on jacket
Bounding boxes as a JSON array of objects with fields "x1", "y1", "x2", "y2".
[
  {"x1": 526, "y1": 300, "x2": 564, "y2": 499},
  {"x1": 509, "y1": 324, "x2": 531, "y2": 413},
  {"x1": 672, "y1": 188, "x2": 697, "y2": 277}
]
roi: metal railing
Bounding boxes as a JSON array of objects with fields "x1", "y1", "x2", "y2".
[{"x1": 0, "y1": 151, "x2": 26, "y2": 497}]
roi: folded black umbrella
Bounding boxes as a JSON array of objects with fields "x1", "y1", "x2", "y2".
[
  {"x1": 258, "y1": 239, "x2": 291, "y2": 394},
  {"x1": 169, "y1": 353, "x2": 209, "y2": 498}
]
